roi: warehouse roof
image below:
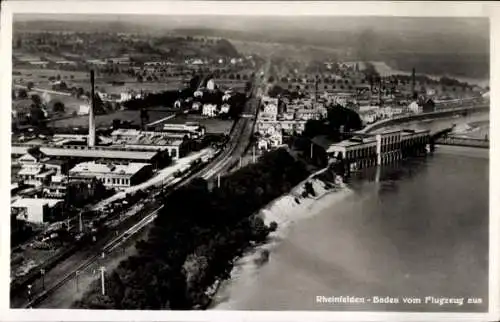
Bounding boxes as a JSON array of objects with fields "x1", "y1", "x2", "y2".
[
  {"x1": 12, "y1": 145, "x2": 159, "y2": 160},
  {"x1": 69, "y1": 161, "x2": 151, "y2": 176},
  {"x1": 12, "y1": 198, "x2": 63, "y2": 209}
]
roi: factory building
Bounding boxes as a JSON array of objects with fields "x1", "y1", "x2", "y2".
[
  {"x1": 69, "y1": 161, "x2": 153, "y2": 189},
  {"x1": 11, "y1": 145, "x2": 168, "y2": 169},
  {"x1": 312, "y1": 129, "x2": 430, "y2": 171},
  {"x1": 11, "y1": 198, "x2": 64, "y2": 224},
  {"x1": 110, "y1": 129, "x2": 190, "y2": 160}
]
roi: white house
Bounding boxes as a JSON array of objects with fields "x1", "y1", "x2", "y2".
[
  {"x1": 257, "y1": 132, "x2": 283, "y2": 151},
  {"x1": 78, "y1": 104, "x2": 90, "y2": 115},
  {"x1": 202, "y1": 104, "x2": 218, "y2": 117},
  {"x1": 69, "y1": 161, "x2": 153, "y2": 189},
  {"x1": 360, "y1": 111, "x2": 377, "y2": 125},
  {"x1": 258, "y1": 138, "x2": 269, "y2": 150},
  {"x1": 222, "y1": 94, "x2": 232, "y2": 102},
  {"x1": 269, "y1": 132, "x2": 283, "y2": 147},
  {"x1": 220, "y1": 104, "x2": 231, "y2": 114},
  {"x1": 192, "y1": 101, "x2": 202, "y2": 111},
  {"x1": 16, "y1": 151, "x2": 56, "y2": 187},
  {"x1": 11, "y1": 198, "x2": 64, "y2": 224},
  {"x1": 259, "y1": 100, "x2": 279, "y2": 121},
  {"x1": 206, "y1": 79, "x2": 216, "y2": 91},
  {"x1": 263, "y1": 103, "x2": 278, "y2": 115},
  {"x1": 408, "y1": 101, "x2": 421, "y2": 114},
  {"x1": 120, "y1": 92, "x2": 133, "y2": 102}
]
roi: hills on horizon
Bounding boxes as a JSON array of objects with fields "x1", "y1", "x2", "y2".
[
  {"x1": 13, "y1": 14, "x2": 490, "y2": 79},
  {"x1": 14, "y1": 15, "x2": 489, "y2": 54}
]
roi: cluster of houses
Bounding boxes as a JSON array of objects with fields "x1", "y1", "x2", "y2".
[
  {"x1": 256, "y1": 95, "x2": 328, "y2": 151},
  {"x1": 192, "y1": 85, "x2": 234, "y2": 118}
]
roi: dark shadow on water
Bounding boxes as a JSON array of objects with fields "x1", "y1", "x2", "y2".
[{"x1": 345, "y1": 155, "x2": 431, "y2": 190}]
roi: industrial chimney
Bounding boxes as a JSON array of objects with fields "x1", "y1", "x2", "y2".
[{"x1": 88, "y1": 70, "x2": 96, "y2": 147}]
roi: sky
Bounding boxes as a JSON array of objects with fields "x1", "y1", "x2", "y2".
[{"x1": 14, "y1": 14, "x2": 488, "y2": 33}]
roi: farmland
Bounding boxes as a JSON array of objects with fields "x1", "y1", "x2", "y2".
[
  {"x1": 12, "y1": 68, "x2": 185, "y2": 95},
  {"x1": 51, "y1": 109, "x2": 175, "y2": 129}
]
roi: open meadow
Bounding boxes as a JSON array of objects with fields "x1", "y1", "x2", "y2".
[{"x1": 50, "y1": 109, "x2": 175, "y2": 129}]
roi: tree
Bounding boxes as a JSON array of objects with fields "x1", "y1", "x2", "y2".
[
  {"x1": 18, "y1": 88, "x2": 28, "y2": 99},
  {"x1": 31, "y1": 94, "x2": 42, "y2": 107},
  {"x1": 303, "y1": 119, "x2": 326, "y2": 138},
  {"x1": 268, "y1": 76, "x2": 275, "y2": 83},
  {"x1": 245, "y1": 81, "x2": 252, "y2": 92},
  {"x1": 77, "y1": 87, "x2": 84, "y2": 97},
  {"x1": 27, "y1": 82, "x2": 34, "y2": 91},
  {"x1": 137, "y1": 75, "x2": 143, "y2": 83},
  {"x1": 53, "y1": 101, "x2": 65, "y2": 113},
  {"x1": 29, "y1": 104, "x2": 45, "y2": 126},
  {"x1": 56, "y1": 74, "x2": 61, "y2": 81}
]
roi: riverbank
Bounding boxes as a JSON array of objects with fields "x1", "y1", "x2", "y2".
[{"x1": 211, "y1": 168, "x2": 353, "y2": 309}]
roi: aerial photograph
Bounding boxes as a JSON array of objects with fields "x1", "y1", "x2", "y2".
[{"x1": 8, "y1": 13, "x2": 489, "y2": 312}]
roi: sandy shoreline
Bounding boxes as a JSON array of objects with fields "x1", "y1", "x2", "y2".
[{"x1": 211, "y1": 168, "x2": 353, "y2": 309}]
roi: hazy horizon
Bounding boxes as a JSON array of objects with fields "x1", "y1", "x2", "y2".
[{"x1": 12, "y1": 14, "x2": 490, "y2": 79}]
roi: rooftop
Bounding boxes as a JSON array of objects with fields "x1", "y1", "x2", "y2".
[
  {"x1": 12, "y1": 198, "x2": 63, "y2": 209},
  {"x1": 69, "y1": 161, "x2": 151, "y2": 176},
  {"x1": 12, "y1": 146, "x2": 160, "y2": 161}
]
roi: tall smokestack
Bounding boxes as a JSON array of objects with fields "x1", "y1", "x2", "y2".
[{"x1": 88, "y1": 70, "x2": 96, "y2": 147}]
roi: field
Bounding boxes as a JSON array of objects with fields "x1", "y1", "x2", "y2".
[
  {"x1": 12, "y1": 89, "x2": 88, "y2": 117},
  {"x1": 51, "y1": 109, "x2": 175, "y2": 129},
  {"x1": 12, "y1": 68, "x2": 185, "y2": 95},
  {"x1": 165, "y1": 114, "x2": 234, "y2": 134},
  {"x1": 212, "y1": 79, "x2": 247, "y2": 92},
  {"x1": 96, "y1": 80, "x2": 184, "y2": 95},
  {"x1": 13, "y1": 68, "x2": 90, "y2": 83}
]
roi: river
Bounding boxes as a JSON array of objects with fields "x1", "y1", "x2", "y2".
[{"x1": 213, "y1": 121, "x2": 489, "y2": 312}]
